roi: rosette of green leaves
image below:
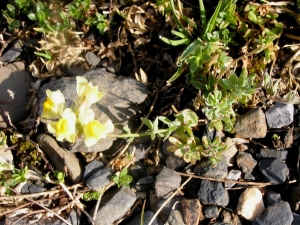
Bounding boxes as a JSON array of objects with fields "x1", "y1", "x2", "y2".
[
  {"x1": 202, "y1": 136, "x2": 227, "y2": 167},
  {"x1": 167, "y1": 134, "x2": 202, "y2": 165},
  {"x1": 202, "y1": 90, "x2": 235, "y2": 133},
  {"x1": 218, "y1": 69, "x2": 256, "y2": 104}
]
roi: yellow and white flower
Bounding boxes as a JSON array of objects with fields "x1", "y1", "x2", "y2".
[
  {"x1": 47, "y1": 108, "x2": 77, "y2": 143},
  {"x1": 42, "y1": 90, "x2": 65, "y2": 119},
  {"x1": 82, "y1": 120, "x2": 114, "y2": 147},
  {"x1": 76, "y1": 76, "x2": 105, "y2": 110}
]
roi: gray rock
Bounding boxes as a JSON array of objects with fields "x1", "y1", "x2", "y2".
[
  {"x1": 193, "y1": 155, "x2": 228, "y2": 179},
  {"x1": 128, "y1": 160, "x2": 146, "y2": 180},
  {"x1": 204, "y1": 206, "x2": 219, "y2": 218},
  {"x1": 244, "y1": 173, "x2": 255, "y2": 181},
  {"x1": 266, "y1": 102, "x2": 294, "y2": 128},
  {"x1": 198, "y1": 180, "x2": 229, "y2": 206},
  {"x1": 21, "y1": 181, "x2": 47, "y2": 194},
  {"x1": 126, "y1": 211, "x2": 161, "y2": 225},
  {"x1": 165, "y1": 210, "x2": 185, "y2": 225},
  {"x1": 38, "y1": 68, "x2": 148, "y2": 153},
  {"x1": 253, "y1": 201, "x2": 293, "y2": 225},
  {"x1": 234, "y1": 108, "x2": 267, "y2": 139},
  {"x1": 166, "y1": 155, "x2": 187, "y2": 170},
  {"x1": 292, "y1": 213, "x2": 300, "y2": 225},
  {"x1": 83, "y1": 160, "x2": 105, "y2": 181},
  {"x1": 155, "y1": 168, "x2": 181, "y2": 198},
  {"x1": 137, "y1": 176, "x2": 155, "y2": 185},
  {"x1": 0, "y1": 62, "x2": 33, "y2": 128},
  {"x1": 236, "y1": 152, "x2": 257, "y2": 173},
  {"x1": 265, "y1": 190, "x2": 281, "y2": 207},
  {"x1": 225, "y1": 169, "x2": 241, "y2": 188},
  {"x1": 85, "y1": 51, "x2": 101, "y2": 69},
  {"x1": 37, "y1": 133, "x2": 84, "y2": 183},
  {"x1": 0, "y1": 40, "x2": 22, "y2": 65},
  {"x1": 91, "y1": 187, "x2": 137, "y2": 225},
  {"x1": 258, "y1": 158, "x2": 289, "y2": 184},
  {"x1": 260, "y1": 148, "x2": 288, "y2": 160},
  {"x1": 86, "y1": 167, "x2": 112, "y2": 191}
]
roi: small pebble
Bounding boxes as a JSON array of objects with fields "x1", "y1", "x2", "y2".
[
  {"x1": 198, "y1": 180, "x2": 229, "y2": 206},
  {"x1": 236, "y1": 188, "x2": 265, "y2": 221},
  {"x1": 236, "y1": 152, "x2": 257, "y2": 173},
  {"x1": 204, "y1": 206, "x2": 219, "y2": 219},
  {"x1": 265, "y1": 102, "x2": 294, "y2": 128}
]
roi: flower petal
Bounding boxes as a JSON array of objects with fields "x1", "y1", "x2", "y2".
[{"x1": 42, "y1": 90, "x2": 65, "y2": 119}]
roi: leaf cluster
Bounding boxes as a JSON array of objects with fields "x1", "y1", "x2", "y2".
[{"x1": 112, "y1": 168, "x2": 133, "y2": 188}]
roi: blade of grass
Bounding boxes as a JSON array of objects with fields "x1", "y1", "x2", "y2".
[
  {"x1": 170, "y1": 0, "x2": 191, "y2": 38},
  {"x1": 202, "y1": 0, "x2": 223, "y2": 37},
  {"x1": 199, "y1": 0, "x2": 206, "y2": 27}
]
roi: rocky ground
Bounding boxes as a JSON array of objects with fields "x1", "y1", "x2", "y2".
[{"x1": 1, "y1": 1, "x2": 300, "y2": 225}]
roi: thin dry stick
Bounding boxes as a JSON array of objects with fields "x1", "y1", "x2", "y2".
[
  {"x1": 11, "y1": 209, "x2": 45, "y2": 225},
  {"x1": 0, "y1": 184, "x2": 85, "y2": 200},
  {"x1": 0, "y1": 195, "x2": 65, "y2": 217},
  {"x1": 92, "y1": 187, "x2": 105, "y2": 221},
  {"x1": 176, "y1": 172, "x2": 276, "y2": 187},
  {"x1": 148, "y1": 177, "x2": 192, "y2": 225}
]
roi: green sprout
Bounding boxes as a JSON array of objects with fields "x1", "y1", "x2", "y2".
[
  {"x1": 112, "y1": 168, "x2": 133, "y2": 188},
  {"x1": 83, "y1": 191, "x2": 100, "y2": 201},
  {"x1": 54, "y1": 171, "x2": 65, "y2": 183},
  {"x1": 9, "y1": 166, "x2": 28, "y2": 186}
]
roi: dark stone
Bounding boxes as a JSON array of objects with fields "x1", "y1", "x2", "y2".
[
  {"x1": 86, "y1": 167, "x2": 112, "y2": 190},
  {"x1": 166, "y1": 210, "x2": 185, "y2": 225},
  {"x1": 21, "y1": 181, "x2": 47, "y2": 194},
  {"x1": 155, "y1": 168, "x2": 181, "y2": 198},
  {"x1": 265, "y1": 190, "x2": 281, "y2": 207},
  {"x1": 0, "y1": 62, "x2": 33, "y2": 128},
  {"x1": 193, "y1": 155, "x2": 228, "y2": 179},
  {"x1": 204, "y1": 205, "x2": 219, "y2": 219},
  {"x1": 181, "y1": 199, "x2": 204, "y2": 225},
  {"x1": 129, "y1": 160, "x2": 146, "y2": 180},
  {"x1": 253, "y1": 201, "x2": 293, "y2": 225},
  {"x1": 91, "y1": 187, "x2": 137, "y2": 225},
  {"x1": 166, "y1": 155, "x2": 187, "y2": 171},
  {"x1": 83, "y1": 160, "x2": 105, "y2": 181},
  {"x1": 260, "y1": 148, "x2": 288, "y2": 160},
  {"x1": 258, "y1": 158, "x2": 289, "y2": 184},
  {"x1": 198, "y1": 180, "x2": 229, "y2": 206},
  {"x1": 126, "y1": 211, "x2": 161, "y2": 225}
]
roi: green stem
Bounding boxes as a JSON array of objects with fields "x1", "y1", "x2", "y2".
[{"x1": 108, "y1": 129, "x2": 169, "y2": 138}]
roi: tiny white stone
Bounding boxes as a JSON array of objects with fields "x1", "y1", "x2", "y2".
[{"x1": 237, "y1": 188, "x2": 265, "y2": 221}]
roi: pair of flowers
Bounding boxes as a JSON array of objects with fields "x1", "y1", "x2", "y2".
[{"x1": 42, "y1": 76, "x2": 114, "y2": 147}]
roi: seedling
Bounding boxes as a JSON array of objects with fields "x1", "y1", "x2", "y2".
[{"x1": 112, "y1": 168, "x2": 133, "y2": 188}]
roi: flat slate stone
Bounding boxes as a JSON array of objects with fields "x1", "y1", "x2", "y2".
[
  {"x1": 198, "y1": 180, "x2": 229, "y2": 206},
  {"x1": 83, "y1": 160, "x2": 105, "y2": 181},
  {"x1": 86, "y1": 167, "x2": 112, "y2": 191},
  {"x1": 234, "y1": 108, "x2": 267, "y2": 139},
  {"x1": 258, "y1": 158, "x2": 289, "y2": 184},
  {"x1": 155, "y1": 168, "x2": 181, "y2": 198},
  {"x1": 91, "y1": 187, "x2": 137, "y2": 225},
  {"x1": 0, "y1": 62, "x2": 33, "y2": 128},
  {"x1": 253, "y1": 201, "x2": 293, "y2": 225},
  {"x1": 266, "y1": 102, "x2": 294, "y2": 128},
  {"x1": 38, "y1": 68, "x2": 148, "y2": 153},
  {"x1": 260, "y1": 148, "x2": 287, "y2": 160}
]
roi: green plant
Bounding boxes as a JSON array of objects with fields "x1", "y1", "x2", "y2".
[
  {"x1": 202, "y1": 136, "x2": 227, "y2": 167},
  {"x1": 9, "y1": 166, "x2": 28, "y2": 186},
  {"x1": 83, "y1": 191, "x2": 100, "y2": 201},
  {"x1": 54, "y1": 171, "x2": 65, "y2": 183},
  {"x1": 112, "y1": 168, "x2": 133, "y2": 188},
  {"x1": 84, "y1": 12, "x2": 108, "y2": 35}
]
